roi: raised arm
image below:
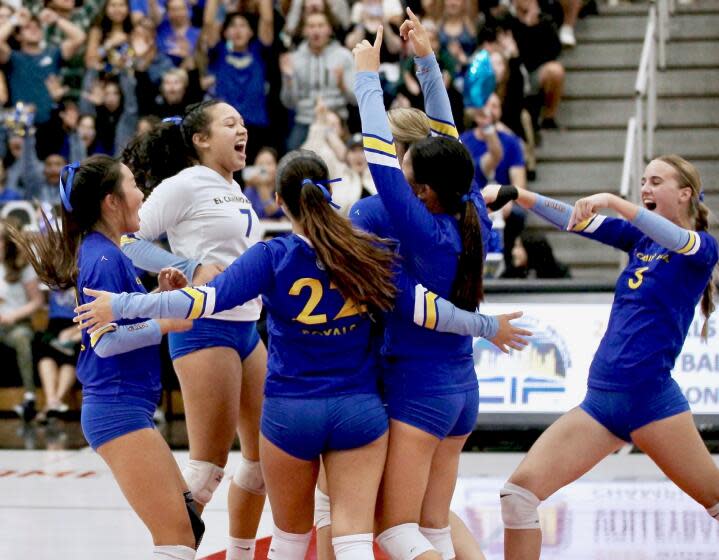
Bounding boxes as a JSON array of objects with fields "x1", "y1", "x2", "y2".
[{"x1": 121, "y1": 234, "x2": 199, "y2": 280}]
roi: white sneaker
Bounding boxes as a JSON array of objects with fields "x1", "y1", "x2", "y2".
[{"x1": 559, "y1": 25, "x2": 576, "y2": 48}]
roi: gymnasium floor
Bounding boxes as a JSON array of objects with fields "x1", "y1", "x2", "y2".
[{"x1": 2, "y1": 419, "x2": 718, "y2": 559}]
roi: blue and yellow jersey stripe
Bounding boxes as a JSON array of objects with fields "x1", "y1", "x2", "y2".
[
  {"x1": 179, "y1": 286, "x2": 217, "y2": 319},
  {"x1": 89, "y1": 323, "x2": 117, "y2": 348},
  {"x1": 428, "y1": 115, "x2": 459, "y2": 140},
  {"x1": 363, "y1": 133, "x2": 401, "y2": 169},
  {"x1": 413, "y1": 285, "x2": 439, "y2": 330},
  {"x1": 676, "y1": 231, "x2": 701, "y2": 255},
  {"x1": 571, "y1": 214, "x2": 607, "y2": 233},
  {"x1": 120, "y1": 234, "x2": 139, "y2": 246}
]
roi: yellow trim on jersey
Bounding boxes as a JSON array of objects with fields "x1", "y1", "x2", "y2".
[
  {"x1": 90, "y1": 323, "x2": 117, "y2": 348},
  {"x1": 428, "y1": 118, "x2": 459, "y2": 139},
  {"x1": 181, "y1": 287, "x2": 207, "y2": 319},
  {"x1": 424, "y1": 292, "x2": 438, "y2": 330},
  {"x1": 120, "y1": 235, "x2": 138, "y2": 246},
  {"x1": 571, "y1": 215, "x2": 596, "y2": 232},
  {"x1": 676, "y1": 232, "x2": 699, "y2": 255},
  {"x1": 363, "y1": 136, "x2": 397, "y2": 157}
]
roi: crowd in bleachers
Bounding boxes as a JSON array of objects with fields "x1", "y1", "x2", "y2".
[{"x1": 0, "y1": 0, "x2": 587, "y2": 421}]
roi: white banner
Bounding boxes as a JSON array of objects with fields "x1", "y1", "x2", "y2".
[{"x1": 474, "y1": 303, "x2": 719, "y2": 414}]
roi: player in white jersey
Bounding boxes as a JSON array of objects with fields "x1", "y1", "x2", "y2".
[{"x1": 121, "y1": 100, "x2": 267, "y2": 560}]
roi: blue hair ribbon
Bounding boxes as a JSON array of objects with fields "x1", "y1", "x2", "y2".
[
  {"x1": 59, "y1": 161, "x2": 80, "y2": 212},
  {"x1": 699, "y1": 190, "x2": 705, "y2": 202},
  {"x1": 162, "y1": 115, "x2": 183, "y2": 126},
  {"x1": 302, "y1": 178, "x2": 342, "y2": 210}
]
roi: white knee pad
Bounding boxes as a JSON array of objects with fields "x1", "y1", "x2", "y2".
[
  {"x1": 182, "y1": 460, "x2": 225, "y2": 506},
  {"x1": 419, "y1": 526, "x2": 454, "y2": 560},
  {"x1": 708, "y1": 502, "x2": 719, "y2": 521},
  {"x1": 231, "y1": 456, "x2": 266, "y2": 495},
  {"x1": 152, "y1": 545, "x2": 196, "y2": 559},
  {"x1": 332, "y1": 533, "x2": 374, "y2": 560},
  {"x1": 376, "y1": 523, "x2": 435, "y2": 560},
  {"x1": 500, "y1": 482, "x2": 541, "y2": 530},
  {"x1": 314, "y1": 487, "x2": 332, "y2": 529},
  {"x1": 267, "y1": 526, "x2": 312, "y2": 560}
]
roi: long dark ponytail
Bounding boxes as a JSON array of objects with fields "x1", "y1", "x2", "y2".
[
  {"x1": 277, "y1": 150, "x2": 397, "y2": 311},
  {"x1": 409, "y1": 137, "x2": 484, "y2": 311},
  {"x1": 9, "y1": 155, "x2": 123, "y2": 290}
]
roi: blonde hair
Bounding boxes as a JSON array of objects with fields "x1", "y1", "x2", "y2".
[
  {"x1": 387, "y1": 108, "x2": 431, "y2": 145},
  {"x1": 657, "y1": 154, "x2": 716, "y2": 340}
]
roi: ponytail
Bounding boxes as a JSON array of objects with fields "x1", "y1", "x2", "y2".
[
  {"x1": 696, "y1": 200, "x2": 716, "y2": 340},
  {"x1": 277, "y1": 150, "x2": 397, "y2": 311},
  {"x1": 9, "y1": 155, "x2": 123, "y2": 290},
  {"x1": 409, "y1": 137, "x2": 483, "y2": 311}
]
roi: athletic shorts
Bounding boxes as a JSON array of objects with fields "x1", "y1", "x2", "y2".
[
  {"x1": 385, "y1": 388, "x2": 479, "y2": 439},
  {"x1": 169, "y1": 318, "x2": 260, "y2": 361},
  {"x1": 81, "y1": 393, "x2": 160, "y2": 450},
  {"x1": 261, "y1": 393, "x2": 389, "y2": 461},
  {"x1": 580, "y1": 376, "x2": 690, "y2": 442}
]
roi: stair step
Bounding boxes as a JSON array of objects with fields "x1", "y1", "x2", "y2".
[
  {"x1": 559, "y1": 98, "x2": 719, "y2": 128},
  {"x1": 529, "y1": 162, "x2": 623, "y2": 195},
  {"x1": 576, "y1": 13, "x2": 719, "y2": 42},
  {"x1": 565, "y1": 69, "x2": 719, "y2": 98},
  {"x1": 598, "y1": 1, "x2": 719, "y2": 16},
  {"x1": 561, "y1": 40, "x2": 719, "y2": 70},
  {"x1": 536, "y1": 129, "x2": 719, "y2": 160}
]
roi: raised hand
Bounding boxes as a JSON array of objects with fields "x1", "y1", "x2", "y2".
[
  {"x1": 490, "y1": 311, "x2": 532, "y2": 354},
  {"x1": 352, "y1": 24, "x2": 383, "y2": 73},
  {"x1": 399, "y1": 7, "x2": 432, "y2": 58},
  {"x1": 567, "y1": 193, "x2": 611, "y2": 231}
]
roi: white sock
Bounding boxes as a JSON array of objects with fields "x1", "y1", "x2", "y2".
[
  {"x1": 314, "y1": 486, "x2": 332, "y2": 529},
  {"x1": 419, "y1": 526, "x2": 454, "y2": 559},
  {"x1": 708, "y1": 502, "x2": 719, "y2": 520},
  {"x1": 152, "y1": 545, "x2": 196, "y2": 559},
  {"x1": 226, "y1": 536, "x2": 256, "y2": 560},
  {"x1": 332, "y1": 533, "x2": 374, "y2": 559},
  {"x1": 267, "y1": 526, "x2": 312, "y2": 560}
]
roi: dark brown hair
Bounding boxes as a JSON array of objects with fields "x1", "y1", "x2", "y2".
[
  {"x1": 10, "y1": 155, "x2": 124, "y2": 290},
  {"x1": 276, "y1": 150, "x2": 397, "y2": 311}
]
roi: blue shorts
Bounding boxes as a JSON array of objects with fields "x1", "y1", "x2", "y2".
[
  {"x1": 169, "y1": 318, "x2": 260, "y2": 361},
  {"x1": 81, "y1": 393, "x2": 159, "y2": 450},
  {"x1": 580, "y1": 376, "x2": 690, "y2": 442},
  {"x1": 385, "y1": 388, "x2": 479, "y2": 439},
  {"x1": 261, "y1": 393, "x2": 389, "y2": 461}
]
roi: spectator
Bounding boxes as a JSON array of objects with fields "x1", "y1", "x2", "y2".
[
  {"x1": 156, "y1": 0, "x2": 201, "y2": 67},
  {"x1": 334, "y1": 132, "x2": 375, "y2": 213},
  {"x1": 137, "y1": 65, "x2": 203, "y2": 119},
  {"x1": 242, "y1": 147, "x2": 285, "y2": 219},
  {"x1": 503, "y1": 230, "x2": 570, "y2": 278},
  {"x1": 284, "y1": 0, "x2": 350, "y2": 45},
  {"x1": 458, "y1": 102, "x2": 504, "y2": 188},
  {"x1": 300, "y1": 96, "x2": 347, "y2": 179},
  {"x1": 0, "y1": 218, "x2": 43, "y2": 422},
  {"x1": 438, "y1": 0, "x2": 478, "y2": 70},
  {"x1": 280, "y1": 10, "x2": 355, "y2": 150},
  {"x1": 84, "y1": 0, "x2": 135, "y2": 71},
  {"x1": 204, "y1": 0, "x2": 275, "y2": 163},
  {"x1": 136, "y1": 114, "x2": 161, "y2": 135},
  {"x1": 0, "y1": 161, "x2": 23, "y2": 202},
  {"x1": 558, "y1": 0, "x2": 581, "y2": 47},
  {"x1": 35, "y1": 288, "x2": 80, "y2": 424},
  {"x1": 0, "y1": 8, "x2": 85, "y2": 126},
  {"x1": 510, "y1": 0, "x2": 564, "y2": 129},
  {"x1": 129, "y1": 16, "x2": 174, "y2": 85},
  {"x1": 74, "y1": 114, "x2": 101, "y2": 159}
]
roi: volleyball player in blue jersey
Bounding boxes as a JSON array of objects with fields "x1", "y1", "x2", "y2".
[
  {"x1": 352, "y1": 21, "x2": 495, "y2": 559},
  {"x1": 481, "y1": 155, "x2": 719, "y2": 559},
  {"x1": 74, "y1": 149, "x2": 523, "y2": 560},
  {"x1": 11, "y1": 155, "x2": 204, "y2": 560}
]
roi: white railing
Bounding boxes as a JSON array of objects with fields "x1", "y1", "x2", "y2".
[{"x1": 618, "y1": 0, "x2": 672, "y2": 205}]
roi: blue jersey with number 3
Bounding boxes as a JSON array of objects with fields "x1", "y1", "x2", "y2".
[{"x1": 574, "y1": 215, "x2": 718, "y2": 389}]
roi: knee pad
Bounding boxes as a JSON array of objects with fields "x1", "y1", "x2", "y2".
[
  {"x1": 419, "y1": 526, "x2": 454, "y2": 560},
  {"x1": 332, "y1": 533, "x2": 374, "y2": 560},
  {"x1": 708, "y1": 502, "x2": 719, "y2": 521},
  {"x1": 182, "y1": 460, "x2": 225, "y2": 505},
  {"x1": 267, "y1": 526, "x2": 312, "y2": 560},
  {"x1": 500, "y1": 482, "x2": 541, "y2": 530},
  {"x1": 376, "y1": 523, "x2": 434, "y2": 560},
  {"x1": 152, "y1": 545, "x2": 196, "y2": 559},
  {"x1": 314, "y1": 487, "x2": 332, "y2": 529},
  {"x1": 183, "y1": 491, "x2": 206, "y2": 548},
  {"x1": 231, "y1": 455, "x2": 266, "y2": 495}
]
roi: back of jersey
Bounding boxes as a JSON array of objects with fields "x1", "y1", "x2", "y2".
[{"x1": 261, "y1": 235, "x2": 377, "y2": 398}]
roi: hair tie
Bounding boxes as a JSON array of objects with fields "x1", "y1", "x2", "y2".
[
  {"x1": 460, "y1": 194, "x2": 470, "y2": 204},
  {"x1": 59, "y1": 161, "x2": 80, "y2": 212},
  {"x1": 699, "y1": 190, "x2": 705, "y2": 203},
  {"x1": 302, "y1": 178, "x2": 342, "y2": 210},
  {"x1": 162, "y1": 116, "x2": 183, "y2": 126}
]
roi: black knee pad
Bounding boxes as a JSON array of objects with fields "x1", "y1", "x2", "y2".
[{"x1": 184, "y1": 491, "x2": 206, "y2": 548}]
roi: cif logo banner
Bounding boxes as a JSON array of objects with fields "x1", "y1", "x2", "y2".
[{"x1": 474, "y1": 303, "x2": 719, "y2": 414}]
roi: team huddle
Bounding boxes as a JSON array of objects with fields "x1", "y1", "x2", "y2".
[{"x1": 10, "y1": 10, "x2": 719, "y2": 560}]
